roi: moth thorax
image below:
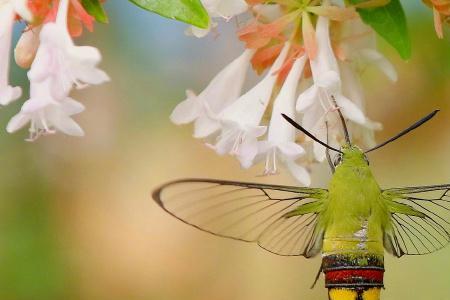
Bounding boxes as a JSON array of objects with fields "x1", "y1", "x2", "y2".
[{"x1": 323, "y1": 253, "x2": 384, "y2": 300}]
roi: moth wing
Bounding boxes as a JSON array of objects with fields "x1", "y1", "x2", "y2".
[
  {"x1": 153, "y1": 178, "x2": 328, "y2": 257},
  {"x1": 382, "y1": 184, "x2": 450, "y2": 256}
]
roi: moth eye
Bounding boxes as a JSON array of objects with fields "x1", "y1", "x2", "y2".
[
  {"x1": 333, "y1": 154, "x2": 342, "y2": 166},
  {"x1": 364, "y1": 154, "x2": 370, "y2": 165}
]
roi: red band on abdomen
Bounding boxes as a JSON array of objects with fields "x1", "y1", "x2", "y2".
[{"x1": 325, "y1": 269, "x2": 384, "y2": 284}]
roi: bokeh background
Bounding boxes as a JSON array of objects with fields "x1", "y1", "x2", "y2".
[{"x1": 1, "y1": 1, "x2": 449, "y2": 300}]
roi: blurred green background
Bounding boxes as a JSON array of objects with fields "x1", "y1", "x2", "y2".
[{"x1": 1, "y1": 1, "x2": 449, "y2": 300}]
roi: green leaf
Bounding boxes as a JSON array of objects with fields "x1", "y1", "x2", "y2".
[
  {"x1": 348, "y1": 0, "x2": 411, "y2": 60},
  {"x1": 81, "y1": 0, "x2": 109, "y2": 24},
  {"x1": 128, "y1": 0, "x2": 209, "y2": 29}
]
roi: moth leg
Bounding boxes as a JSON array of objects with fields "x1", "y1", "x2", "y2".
[{"x1": 325, "y1": 121, "x2": 335, "y2": 174}]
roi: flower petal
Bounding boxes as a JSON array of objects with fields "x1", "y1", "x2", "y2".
[
  {"x1": 49, "y1": 112, "x2": 85, "y2": 136},
  {"x1": 335, "y1": 94, "x2": 366, "y2": 124},
  {"x1": 27, "y1": 49, "x2": 52, "y2": 82},
  {"x1": 302, "y1": 12, "x2": 317, "y2": 60},
  {"x1": 172, "y1": 49, "x2": 254, "y2": 133},
  {"x1": 297, "y1": 85, "x2": 318, "y2": 112},
  {"x1": 213, "y1": 0, "x2": 248, "y2": 18},
  {"x1": 237, "y1": 136, "x2": 259, "y2": 168},
  {"x1": 193, "y1": 115, "x2": 221, "y2": 138},
  {"x1": 307, "y1": 6, "x2": 357, "y2": 22},
  {"x1": 220, "y1": 42, "x2": 290, "y2": 125},
  {"x1": 21, "y1": 98, "x2": 51, "y2": 113},
  {"x1": 359, "y1": 49, "x2": 397, "y2": 82},
  {"x1": 6, "y1": 112, "x2": 30, "y2": 133},
  {"x1": 170, "y1": 91, "x2": 202, "y2": 124},
  {"x1": 68, "y1": 45, "x2": 102, "y2": 64},
  {"x1": 0, "y1": 3, "x2": 22, "y2": 106},
  {"x1": 12, "y1": 0, "x2": 33, "y2": 21},
  {"x1": 278, "y1": 142, "x2": 305, "y2": 160},
  {"x1": 311, "y1": 16, "x2": 339, "y2": 77},
  {"x1": 61, "y1": 97, "x2": 85, "y2": 115},
  {"x1": 285, "y1": 161, "x2": 311, "y2": 186},
  {"x1": 251, "y1": 4, "x2": 282, "y2": 22},
  {"x1": 0, "y1": 86, "x2": 22, "y2": 106},
  {"x1": 200, "y1": 48, "x2": 254, "y2": 113},
  {"x1": 73, "y1": 67, "x2": 110, "y2": 86},
  {"x1": 316, "y1": 70, "x2": 340, "y2": 91},
  {"x1": 268, "y1": 56, "x2": 307, "y2": 143}
]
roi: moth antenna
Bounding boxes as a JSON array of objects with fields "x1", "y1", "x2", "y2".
[
  {"x1": 365, "y1": 110, "x2": 440, "y2": 153},
  {"x1": 282, "y1": 114, "x2": 343, "y2": 154},
  {"x1": 331, "y1": 95, "x2": 351, "y2": 145}
]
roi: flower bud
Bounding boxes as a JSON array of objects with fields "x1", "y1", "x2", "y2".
[{"x1": 14, "y1": 26, "x2": 41, "y2": 69}]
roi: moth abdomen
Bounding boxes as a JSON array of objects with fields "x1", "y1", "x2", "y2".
[{"x1": 323, "y1": 253, "x2": 384, "y2": 300}]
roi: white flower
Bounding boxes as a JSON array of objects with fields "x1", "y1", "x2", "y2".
[
  {"x1": 187, "y1": 0, "x2": 248, "y2": 38},
  {"x1": 7, "y1": 79, "x2": 85, "y2": 140},
  {"x1": 258, "y1": 55, "x2": 311, "y2": 185},
  {"x1": 203, "y1": 0, "x2": 248, "y2": 19},
  {"x1": 211, "y1": 42, "x2": 291, "y2": 168},
  {"x1": 0, "y1": 0, "x2": 32, "y2": 105},
  {"x1": 336, "y1": 19, "x2": 397, "y2": 148},
  {"x1": 170, "y1": 49, "x2": 254, "y2": 138},
  {"x1": 213, "y1": 122, "x2": 267, "y2": 168},
  {"x1": 27, "y1": 0, "x2": 109, "y2": 100},
  {"x1": 251, "y1": 4, "x2": 283, "y2": 22},
  {"x1": 340, "y1": 62, "x2": 381, "y2": 148},
  {"x1": 339, "y1": 19, "x2": 397, "y2": 82},
  {"x1": 296, "y1": 16, "x2": 366, "y2": 161}
]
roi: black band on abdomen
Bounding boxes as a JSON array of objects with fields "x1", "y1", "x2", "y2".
[{"x1": 323, "y1": 254, "x2": 385, "y2": 289}]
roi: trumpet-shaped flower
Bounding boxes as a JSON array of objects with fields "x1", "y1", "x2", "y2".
[
  {"x1": 258, "y1": 55, "x2": 311, "y2": 185},
  {"x1": 337, "y1": 19, "x2": 397, "y2": 83},
  {"x1": 340, "y1": 62, "x2": 381, "y2": 148},
  {"x1": 334, "y1": 19, "x2": 397, "y2": 148},
  {"x1": 170, "y1": 49, "x2": 254, "y2": 138},
  {"x1": 7, "y1": 79, "x2": 85, "y2": 140},
  {"x1": 297, "y1": 16, "x2": 366, "y2": 161},
  {"x1": 187, "y1": 0, "x2": 248, "y2": 37},
  {"x1": 27, "y1": 0, "x2": 109, "y2": 100},
  {"x1": 0, "y1": 0, "x2": 32, "y2": 105},
  {"x1": 28, "y1": 24, "x2": 109, "y2": 99},
  {"x1": 211, "y1": 42, "x2": 291, "y2": 168}
]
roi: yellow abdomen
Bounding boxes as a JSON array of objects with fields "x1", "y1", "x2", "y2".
[{"x1": 329, "y1": 288, "x2": 381, "y2": 300}]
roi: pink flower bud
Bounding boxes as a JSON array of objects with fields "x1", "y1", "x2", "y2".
[{"x1": 14, "y1": 26, "x2": 41, "y2": 69}]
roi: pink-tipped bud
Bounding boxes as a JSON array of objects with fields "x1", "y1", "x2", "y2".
[{"x1": 14, "y1": 26, "x2": 41, "y2": 69}]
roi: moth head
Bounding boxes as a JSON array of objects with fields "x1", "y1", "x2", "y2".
[{"x1": 335, "y1": 145, "x2": 369, "y2": 167}]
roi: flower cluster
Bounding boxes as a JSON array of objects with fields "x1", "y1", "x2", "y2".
[
  {"x1": 0, "y1": 0, "x2": 445, "y2": 168},
  {"x1": 1, "y1": 0, "x2": 108, "y2": 141},
  {"x1": 172, "y1": 0, "x2": 397, "y2": 185}
]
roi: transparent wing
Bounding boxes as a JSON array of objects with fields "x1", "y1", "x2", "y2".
[
  {"x1": 152, "y1": 178, "x2": 328, "y2": 256},
  {"x1": 383, "y1": 184, "x2": 450, "y2": 256}
]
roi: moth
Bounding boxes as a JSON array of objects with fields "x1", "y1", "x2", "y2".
[{"x1": 152, "y1": 110, "x2": 449, "y2": 300}]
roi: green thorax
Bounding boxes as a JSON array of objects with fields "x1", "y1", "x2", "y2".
[{"x1": 321, "y1": 145, "x2": 389, "y2": 255}]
